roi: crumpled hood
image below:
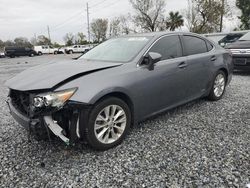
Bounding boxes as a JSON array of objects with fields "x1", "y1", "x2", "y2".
[{"x1": 5, "y1": 60, "x2": 122, "y2": 91}]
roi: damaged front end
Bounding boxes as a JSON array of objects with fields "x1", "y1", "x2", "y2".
[{"x1": 7, "y1": 88, "x2": 90, "y2": 145}]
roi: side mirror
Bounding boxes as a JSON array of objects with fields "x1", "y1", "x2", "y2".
[{"x1": 144, "y1": 52, "x2": 162, "y2": 70}]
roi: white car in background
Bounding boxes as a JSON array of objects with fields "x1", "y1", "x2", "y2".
[
  {"x1": 34, "y1": 45, "x2": 59, "y2": 55},
  {"x1": 65, "y1": 45, "x2": 90, "y2": 54},
  {"x1": 0, "y1": 51, "x2": 5, "y2": 58}
]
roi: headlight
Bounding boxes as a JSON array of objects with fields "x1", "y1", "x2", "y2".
[{"x1": 33, "y1": 88, "x2": 77, "y2": 108}]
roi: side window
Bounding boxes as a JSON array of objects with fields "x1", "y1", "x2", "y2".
[
  {"x1": 149, "y1": 35, "x2": 182, "y2": 61},
  {"x1": 183, "y1": 35, "x2": 208, "y2": 55},
  {"x1": 74, "y1": 46, "x2": 77, "y2": 48},
  {"x1": 206, "y1": 42, "x2": 214, "y2": 51}
]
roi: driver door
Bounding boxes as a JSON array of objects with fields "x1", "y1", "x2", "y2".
[{"x1": 134, "y1": 35, "x2": 190, "y2": 118}]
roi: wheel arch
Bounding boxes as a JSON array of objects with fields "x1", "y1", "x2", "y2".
[
  {"x1": 218, "y1": 67, "x2": 228, "y2": 83},
  {"x1": 92, "y1": 91, "x2": 135, "y2": 127}
]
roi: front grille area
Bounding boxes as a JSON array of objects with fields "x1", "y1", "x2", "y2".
[
  {"x1": 10, "y1": 90, "x2": 31, "y2": 116},
  {"x1": 233, "y1": 57, "x2": 250, "y2": 66}
]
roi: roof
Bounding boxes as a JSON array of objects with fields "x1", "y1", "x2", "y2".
[{"x1": 125, "y1": 31, "x2": 197, "y2": 38}]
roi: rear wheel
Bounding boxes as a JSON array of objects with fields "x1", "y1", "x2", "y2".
[
  {"x1": 54, "y1": 51, "x2": 58, "y2": 55},
  {"x1": 208, "y1": 70, "x2": 226, "y2": 101},
  {"x1": 83, "y1": 97, "x2": 131, "y2": 150},
  {"x1": 69, "y1": 50, "x2": 73, "y2": 54},
  {"x1": 30, "y1": 53, "x2": 35, "y2": 57},
  {"x1": 38, "y1": 52, "x2": 42, "y2": 56}
]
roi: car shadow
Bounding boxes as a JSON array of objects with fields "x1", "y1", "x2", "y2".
[{"x1": 135, "y1": 98, "x2": 205, "y2": 130}]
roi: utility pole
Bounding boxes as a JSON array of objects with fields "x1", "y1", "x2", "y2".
[
  {"x1": 86, "y1": 2, "x2": 90, "y2": 44},
  {"x1": 220, "y1": 0, "x2": 225, "y2": 32},
  {"x1": 47, "y1": 25, "x2": 51, "y2": 44},
  {"x1": 34, "y1": 33, "x2": 37, "y2": 45}
]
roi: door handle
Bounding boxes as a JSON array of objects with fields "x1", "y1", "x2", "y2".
[
  {"x1": 178, "y1": 62, "x2": 188, "y2": 69},
  {"x1": 211, "y1": 55, "x2": 217, "y2": 61}
]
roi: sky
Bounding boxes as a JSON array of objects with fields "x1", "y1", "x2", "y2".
[{"x1": 0, "y1": 0, "x2": 238, "y2": 44}]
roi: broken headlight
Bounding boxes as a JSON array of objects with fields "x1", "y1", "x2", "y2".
[{"x1": 33, "y1": 88, "x2": 77, "y2": 108}]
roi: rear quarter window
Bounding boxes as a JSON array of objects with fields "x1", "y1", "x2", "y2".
[{"x1": 206, "y1": 42, "x2": 214, "y2": 51}]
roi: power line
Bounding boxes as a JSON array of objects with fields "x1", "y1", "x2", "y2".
[
  {"x1": 89, "y1": 0, "x2": 108, "y2": 8},
  {"x1": 90, "y1": 0, "x2": 120, "y2": 12},
  {"x1": 51, "y1": 10, "x2": 83, "y2": 31}
]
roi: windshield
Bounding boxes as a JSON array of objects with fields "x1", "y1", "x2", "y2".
[{"x1": 80, "y1": 36, "x2": 152, "y2": 62}]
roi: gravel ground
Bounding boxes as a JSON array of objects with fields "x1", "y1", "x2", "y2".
[{"x1": 0, "y1": 55, "x2": 249, "y2": 187}]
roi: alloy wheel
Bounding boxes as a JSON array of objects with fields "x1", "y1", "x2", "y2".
[
  {"x1": 213, "y1": 73, "x2": 225, "y2": 97},
  {"x1": 94, "y1": 105, "x2": 127, "y2": 144}
]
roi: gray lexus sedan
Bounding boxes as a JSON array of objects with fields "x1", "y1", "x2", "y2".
[{"x1": 6, "y1": 32, "x2": 233, "y2": 150}]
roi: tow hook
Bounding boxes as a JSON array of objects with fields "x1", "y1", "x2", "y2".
[{"x1": 43, "y1": 116, "x2": 70, "y2": 145}]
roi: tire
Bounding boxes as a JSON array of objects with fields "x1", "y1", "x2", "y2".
[
  {"x1": 208, "y1": 70, "x2": 226, "y2": 101},
  {"x1": 69, "y1": 50, "x2": 73, "y2": 54},
  {"x1": 54, "y1": 51, "x2": 58, "y2": 55},
  {"x1": 83, "y1": 97, "x2": 131, "y2": 150},
  {"x1": 38, "y1": 52, "x2": 42, "y2": 56},
  {"x1": 30, "y1": 53, "x2": 35, "y2": 57}
]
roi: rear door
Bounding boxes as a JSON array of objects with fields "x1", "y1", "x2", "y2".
[
  {"x1": 24, "y1": 48, "x2": 31, "y2": 56},
  {"x1": 15, "y1": 48, "x2": 24, "y2": 56},
  {"x1": 181, "y1": 35, "x2": 214, "y2": 98}
]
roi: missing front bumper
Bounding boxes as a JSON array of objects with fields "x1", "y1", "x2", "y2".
[
  {"x1": 44, "y1": 116, "x2": 70, "y2": 145},
  {"x1": 7, "y1": 98, "x2": 88, "y2": 145}
]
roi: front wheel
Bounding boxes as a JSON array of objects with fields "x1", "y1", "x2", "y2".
[
  {"x1": 208, "y1": 70, "x2": 226, "y2": 101},
  {"x1": 83, "y1": 97, "x2": 131, "y2": 150}
]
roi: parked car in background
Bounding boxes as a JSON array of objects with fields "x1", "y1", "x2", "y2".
[
  {"x1": 225, "y1": 40, "x2": 250, "y2": 70},
  {"x1": 205, "y1": 30, "x2": 250, "y2": 47},
  {"x1": 34, "y1": 45, "x2": 59, "y2": 55},
  {"x1": 218, "y1": 33, "x2": 245, "y2": 47},
  {"x1": 6, "y1": 32, "x2": 233, "y2": 150},
  {"x1": 65, "y1": 45, "x2": 90, "y2": 54},
  {"x1": 57, "y1": 47, "x2": 65, "y2": 54},
  {"x1": 0, "y1": 51, "x2": 5, "y2": 58},
  {"x1": 4, "y1": 47, "x2": 36, "y2": 58}
]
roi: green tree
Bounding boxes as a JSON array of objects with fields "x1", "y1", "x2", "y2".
[
  {"x1": 53, "y1": 42, "x2": 62, "y2": 48},
  {"x1": 236, "y1": 0, "x2": 250, "y2": 30},
  {"x1": 185, "y1": 0, "x2": 226, "y2": 34},
  {"x1": 64, "y1": 33, "x2": 75, "y2": 46},
  {"x1": 14, "y1": 37, "x2": 32, "y2": 47},
  {"x1": 4, "y1": 40, "x2": 15, "y2": 47},
  {"x1": 109, "y1": 17, "x2": 121, "y2": 37},
  {"x1": 36, "y1": 35, "x2": 51, "y2": 45},
  {"x1": 0, "y1": 39, "x2": 4, "y2": 50},
  {"x1": 91, "y1": 19, "x2": 108, "y2": 43},
  {"x1": 166, "y1": 11, "x2": 184, "y2": 31},
  {"x1": 130, "y1": 0, "x2": 166, "y2": 32},
  {"x1": 75, "y1": 32, "x2": 87, "y2": 45}
]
